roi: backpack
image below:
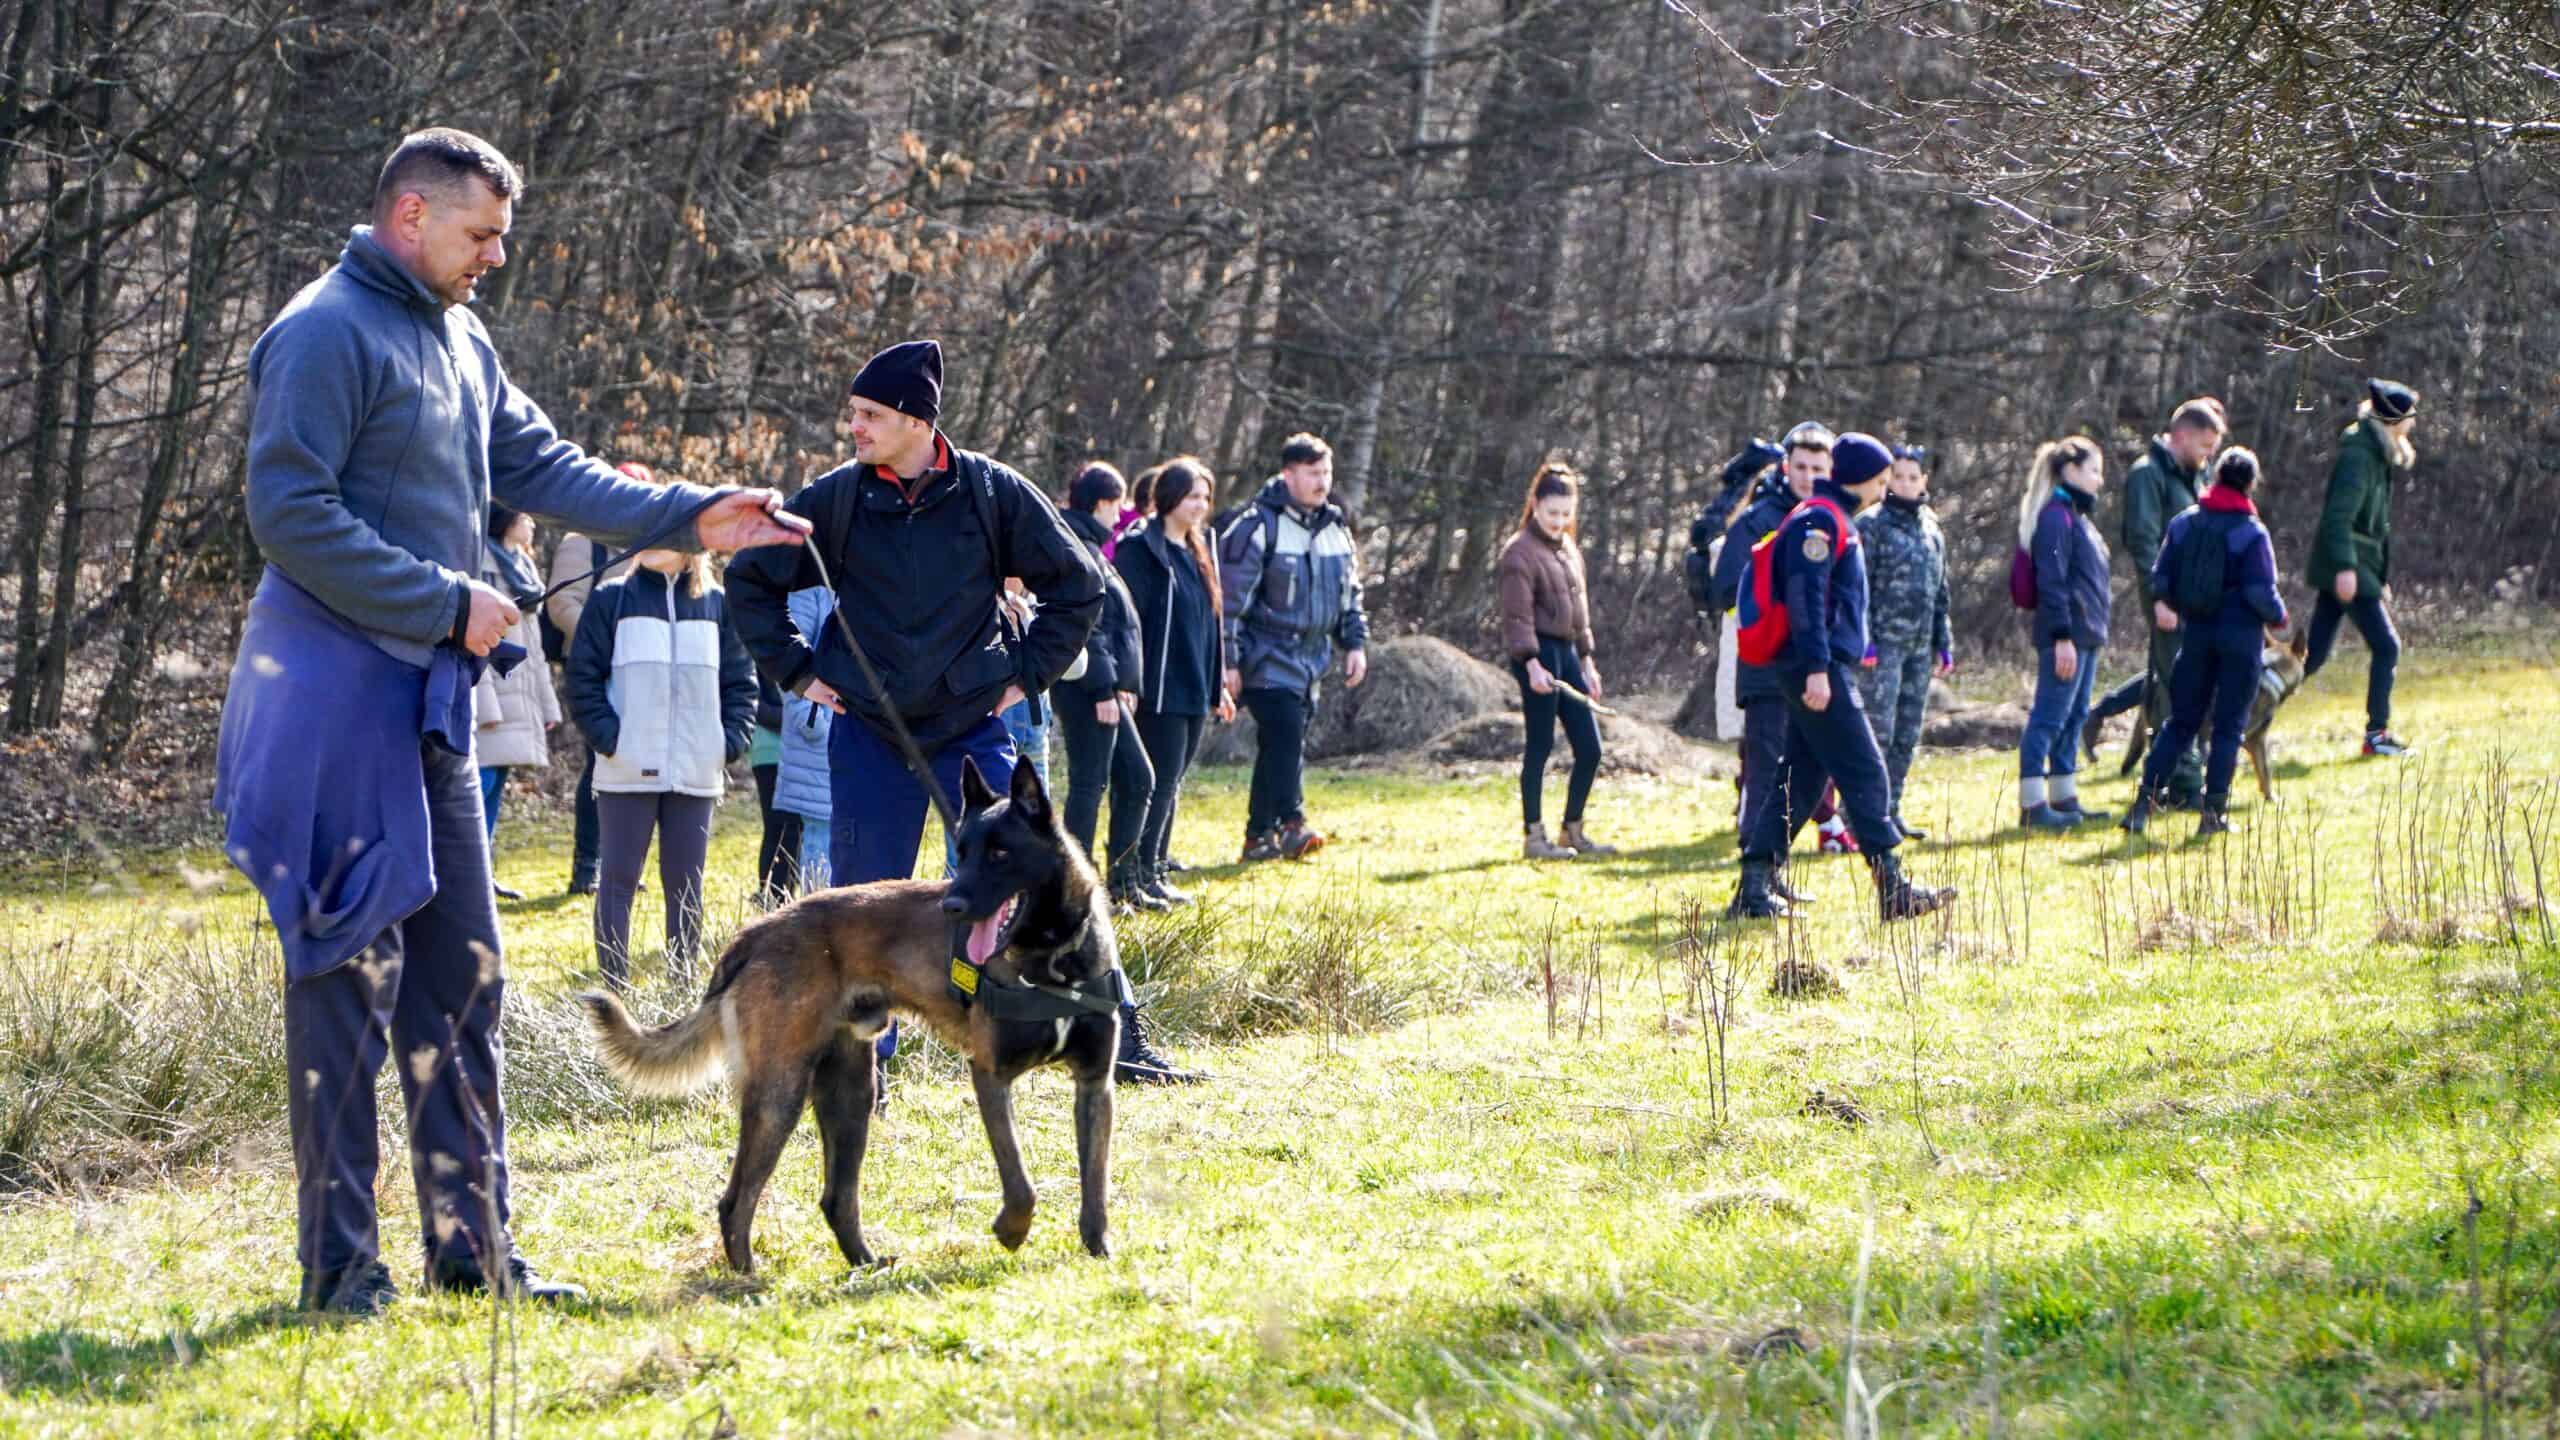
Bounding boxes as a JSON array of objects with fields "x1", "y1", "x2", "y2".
[
  {"x1": 1215, "y1": 502, "x2": 1281, "y2": 574},
  {"x1": 1681, "y1": 505, "x2": 1721, "y2": 613},
  {"x1": 1734, "y1": 496, "x2": 1856, "y2": 667},
  {"x1": 2008, "y1": 498, "x2": 2074, "y2": 610},
  {"x1": 2169, "y1": 510, "x2": 2237, "y2": 620}
]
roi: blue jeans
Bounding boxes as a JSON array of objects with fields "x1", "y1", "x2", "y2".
[
  {"x1": 796, "y1": 816, "x2": 832, "y2": 890},
  {"x1": 829, "y1": 711, "x2": 1018, "y2": 886},
  {"x1": 2305, "y1": 591, "x2": 2399, "y2": 733},
  {"x1": 477, "y1": 765, "x2": 507, "y2": 841},
  {"x1": 945, "y1": 697, "x2": 1050, "y2": 874},
  {"x1": 2019, "y1": 642, "x2": 2098, "y2": 780}
]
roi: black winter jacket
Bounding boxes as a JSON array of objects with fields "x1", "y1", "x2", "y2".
[
  {"x1": 726, "y1": 437, "x2": 1104, "y2": 754},
  {"x1": 1114, "y1": 522, "x2": 1225, "y2": 718},
  {"x1": 1057, "y1": 509, "x2": 1145, "y2": 705}
]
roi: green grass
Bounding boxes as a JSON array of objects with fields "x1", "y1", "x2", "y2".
[{"x1": 3, "y1": 640, "x2": 2557, "y2": 1436}]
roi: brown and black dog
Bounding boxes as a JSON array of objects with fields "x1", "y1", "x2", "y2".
[
  {"x1": 2123, "y1": 629, "x2": 2312, "y2": 802},
  {"x1": 580, "y1": 758, "x2": 1121, "y2": 1275}
]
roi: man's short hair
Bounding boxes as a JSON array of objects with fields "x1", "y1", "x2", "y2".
[
  {"x1": 372, "y1": 128, "x2": 523, "y2": 217},
  {"x1": 1279, "y1": 432, "x2": 1331, "y2": 468},
  {"x1": 2169, "y1": 396, "x2": 2228, "y2": 435},
  {"x1": 1782, "y1": 421, "x2": 1835, "y2": 455}
]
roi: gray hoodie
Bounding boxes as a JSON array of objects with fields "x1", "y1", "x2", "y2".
[{"x1": 246, "y1": 226, "x2": 719, "y2": 664}]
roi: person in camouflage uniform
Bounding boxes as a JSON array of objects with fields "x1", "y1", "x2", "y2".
[
  {"x1": 2084, "y1": 396, "x2": 2225, "y2": 802},
  {"x1": 1853, "y1": 445, "x2": 1953, "y2": 837}
]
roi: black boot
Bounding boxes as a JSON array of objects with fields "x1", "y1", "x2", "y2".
[
  {"x1": 1891, "y1": 815, "x2": 1928, "y2": 842},
  {"x1": 426, "y1": 1250, "x2": 587, "y2": 1304},
  {"x1": 300, "y1": 1260, "x2": 398, "y2": 1317},
  {"x1": 1770, "y1": 865, "x2": 1814, "y2": 909},
  {"x1": 1111, "y1": 866, "x2": 1169, "y2": 912},
  {"x1": 1115, "y1": 1002, "x2": 1203, "y2": 1085},
  {"x1": 2120, "y1": 789, "x2": 2156, "y2": 835},
  {"x1": 1724, "y1": 860, "x2": 1791, "y2": 920},
  {"x1": 1142, "y1": 865, "x2": 1194, "y2": 906},
  {"x1": 2195, "y1": 807, "x2": 2231, "y2": 839},
  {"x1": 1870, "y1": 849, "x2": 1954, "y2": 922}
]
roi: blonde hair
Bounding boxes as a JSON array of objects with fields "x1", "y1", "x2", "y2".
[
  {"x1": 617, "y1": 461, "x2": 717, "y2": 597},
  {"x1": 2016, "y1": 436, "x2": 2100, "y2": 549},
  {"x1": 2355, "y1": 401, "x2": 2419, "y2": 469}
]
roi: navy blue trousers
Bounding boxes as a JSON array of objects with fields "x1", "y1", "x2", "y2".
[
  {"x1": 2141, "y1": 621, "x2": 2264, "y2": 808},
  {"x1": 1756, "y1": 663, "x2": 1901, "y2": 860},
  {"x1": 284, "y1": 740, "x2": 512, "y2": 1277},
  {"x1": 1736, "y1": 695, "x2": 1792, "y2": 862},
  {"x1": 828, "y1": 710, "x2": 1018, "y2": 885},
  {"x1": 2305, "y1": 591, "x2": 2399, "y2": 733}
]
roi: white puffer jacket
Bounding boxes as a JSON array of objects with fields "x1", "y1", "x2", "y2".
[
  {"x1": 565, "y1": 567, "x2": 757, "y2": 798},
  {"x1": 473, "y1": 543, "x2": 560, "y2": 769}
]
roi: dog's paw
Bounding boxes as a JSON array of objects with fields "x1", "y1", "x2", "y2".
[
  {"x1": 1081, "y1": 1230, "x2": 1111, "y2": 1259},
  {"x1": 992, "y1": 1206, "x2": 1034, "y2": 1251}
]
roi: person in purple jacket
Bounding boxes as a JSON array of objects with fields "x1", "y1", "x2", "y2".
[
  {"x1": 2122, "y1": 449, "x2": 2290, "y2": 839},
  {"x1": 221, "y1": 126, "x2": 803, "y2": 1318},
  {"x1": 2013, "y1": 436, "x2": 2114, "y2": 830}
]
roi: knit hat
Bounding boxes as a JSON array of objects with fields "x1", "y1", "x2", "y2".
[
  {"x1": 2366, "y1": 378, "x2": 2418, "y2": 421},
  {"x1": 1832, "y1": 432, "x2": 1893, "y2": 488},
  {"x1": 849, "y1": 339, "x2": 943, "y2": 422}
]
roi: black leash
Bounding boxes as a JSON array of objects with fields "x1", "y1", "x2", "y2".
[
  {"x1": 527, "y1": 492, "x2": 728, "y2": 612},
  {"x1": 800, "y1": 540, "x2": 963, "y2": 834}
]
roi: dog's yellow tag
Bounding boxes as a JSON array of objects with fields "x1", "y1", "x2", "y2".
[{"x1": 949, "y1": 957, "x2": 980, "y2": 996}]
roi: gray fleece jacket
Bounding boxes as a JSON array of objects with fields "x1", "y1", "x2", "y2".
[{"x1": 245, "y1": 226, "x2": 720, "y2": 664}]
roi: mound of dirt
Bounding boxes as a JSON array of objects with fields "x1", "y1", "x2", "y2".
[
  {"x1": 1922, "y1": 700, "x2": 2029, "y2": 749},
  {"x1": 1768, "y1": 955, "x2": 1842, "y2": 999},
  {"x1": 1195, "y1": 635, "x2": 1518, "y2": 767}
]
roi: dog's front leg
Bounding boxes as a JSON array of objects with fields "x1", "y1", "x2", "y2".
[
  {"x1": 971, "y1": 1065, "x2": 1038, "y2": 1250},
  {"x1": 1071, "y1": 1059, "x2": 1114, "y2": 1258}
]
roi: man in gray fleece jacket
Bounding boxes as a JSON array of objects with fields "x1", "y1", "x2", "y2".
[{"x1": 228, "y1": 126, "x2": 806, "y2": 1316}]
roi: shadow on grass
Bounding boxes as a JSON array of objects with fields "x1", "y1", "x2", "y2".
[{"x1": 0, "y1": 1302, "x2": 294, "y2": 1398}]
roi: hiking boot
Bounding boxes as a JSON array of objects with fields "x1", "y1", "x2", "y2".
[
  {"x1": 1240, "y1": 831, "x2": 1284, "y2": 863},
  {"x1": 1870, "y1": 850, "x2": 1955, "y2": 922},
  {"x1": 565, "y1": 877, "x2": 597, "y2": 898},
  {"x1": 1163, "y1": 857, "x2": 1192, "y2": 874},
  {"x1": 2363, "y1": 730, "x2": 2412, "y2": 757},
  {"x1": 1770, "y1": 867, "x2": 1814, "y2": 909},
  {"x1": 1142, "y1": 868, "x2": 1194, "y2": 906},
  {"x1": 1277, "y1": 820, "x2": 1327, "y2": 860},
  {"x1": 2120, "y1": 790, "x2": 2157, "y2": 835},
  {"x1": 2194, "y1": 808, "x2": 2232, "y2": 839},
  {"x1": 1816, "y1": 824, "x2": 1860, "y2": 855},
  {"x1": 2052, "y1": 799, "x2": 2113, "y2": 826},
  {"x1": 1523, "y1": 824, "x2": 1577, "y2": 861},
  {"x1": 1115, "y1": 1004, "x2": 1204, "y2": 1085},
  {"x1": 300, "y1": 1260, "x2": 398, "y2": 1318},
  {"x1": 1891, "y1": 815, "x2": 1928, "y2": 842},
  {"x1": 426, "y1": 1251, "x2": 586, "y2": 1304},
  {"x1": 1558, "y1": 822, "x2": 1617, "y2": 858},
  {"x1": 1723, "y1": 861, "x2": 1791, "y2": 921},
  {"x1": 2021, "y1": 804, "x2": 2079, "y2": 831},
  {"x1": 1110, "y1": 870, "x2": 1168, "y2": 912}
]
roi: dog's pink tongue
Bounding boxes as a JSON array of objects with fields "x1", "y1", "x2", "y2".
[{"x1": 967, "y1": 914, "x2": 1003, "y2": 966}]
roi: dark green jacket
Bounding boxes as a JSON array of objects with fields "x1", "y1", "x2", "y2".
[
  {"x1": 2120, "y1": 437, "x2": 2201, "y2": 599},
  {"x1": 2308, "y1": 417, "x2": 2403, "y2": 593}
]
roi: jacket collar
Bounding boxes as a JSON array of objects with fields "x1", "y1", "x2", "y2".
[
  {"x1": 2054, "y1": 481, "x2": 2097, "y2": 516},
  {"x1": 2150, "y1": 435, "x2": 2199, "y2": 485},
  {"x1": 870, "y1": 433, "x2": 955, "y2": 504},
  {"x1": 1255, "y1": 475, "x2": 1336, "y2": 531},
  {"x1": 2200, "y1": 484, "x2": 2257, "y2": 516},
  {"x1": 1061, "y1": 507, "x2": 1114, "y2": 551},
  {"x1": 1810, "y1": 478, "x2": 1858, "y2": 511},
  {"x1": 340, "y1": 226, "x2": 446, "y2": 314}
]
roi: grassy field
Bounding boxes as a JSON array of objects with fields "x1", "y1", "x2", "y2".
[{"x1": 2, "y1": 637, "x2": 2556, "y2": 1437}]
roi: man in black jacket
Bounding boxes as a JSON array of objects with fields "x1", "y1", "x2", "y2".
[{"x1": 727, "y1": 340, "x2": 1104, "y2": 885}]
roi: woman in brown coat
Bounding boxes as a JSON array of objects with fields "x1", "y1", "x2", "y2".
[{"x1": 1496, "y1": 461, "x2": 1613, "y2": 860}]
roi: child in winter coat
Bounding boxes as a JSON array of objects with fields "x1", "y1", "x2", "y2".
[
  {"x1": 2122, "y1": 448, "x2": 2289, "y2": 839},
  {"x1": 1853, "y1": 446, "x2": 1953, "y2": 839},
  {"x1": 473, "y1": 506, "x2": 560, "y2": 900},
  {"x1": 567, "y1": 542, "x2": 756, "y2": 985},
  {"x1": 2014, "y1": 436, "x2": 2113, "y2": 830},
  {"x1": 777, "y1": 586, "x2": 837, "y2": 888}
]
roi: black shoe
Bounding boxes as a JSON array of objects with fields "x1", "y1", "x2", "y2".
[
  {"x1": 1240, "y1": 832, "x2": 1283, "y2": 863},
  {"x1": 1891, "y1": 815, "x2": 1928, "y2": 842},
  {"x1": 1111, "y1": 873, "x2": 1169, "y2": 912},
  {"x1": 566, "y1": 878, "x2": 597, "y2": 897},
  {"x1": 1115, "y1": 1005, "x2": 1204, "y2": 1085},
  {"x1": 2052, "y1": 801, "x2": 2113, "y2": 826},
  {"x1": 1163, "y1": 856, "x2": 1191, "y2": 874},
  {"x1": 1143, "y1": 870, "x2": 1194, "y2": 906},
  {"x1": 426, "y1": 1251, "x2": 587, "y2": 1304},
  {"x1": 1870, "y1": 851, "x2": 1955, "y2": 922},
  {"x1": 2195, "y1": 809, "x2": 2232, "y2": 839},
  {"x1": 1770, "y1": 866, "x2": 1813, "y2": 909},
  {"x1": 2120, "y1": 791, "x2": 2156, "y2": 835},
  {"x1": 493, "y1": 881, "x2": 525, "y2": 901},
  {"x1": 1724, "y1": 861, "x2": 1791, "y2": 921},
  {"x1": 300, "y1": 1260, "x2": 398, "y2": 1317}
]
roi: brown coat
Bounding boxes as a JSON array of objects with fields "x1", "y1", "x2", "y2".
[{"x1": 1496, "y1": 525, "x2": 1595, "y2": 663}]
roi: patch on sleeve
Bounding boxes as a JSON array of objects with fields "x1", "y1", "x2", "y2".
[{"x1": 1801, "y1": 528, "x2": 1832, "y2": 564}]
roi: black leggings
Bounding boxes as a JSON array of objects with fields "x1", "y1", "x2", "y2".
[
  {"x1": 1056, "y1": 690, "x2": 1156, "y2": 873},
  {"x1": 751, "y1": 761, "x2": 802, "y2": 906},
  {"x1": 595, "y1": 790, "x2": 715, "y2": 984},
  {"x1": 1512, "y1": 636, "x2": 1601, "y2": 827},
  {"x1": 2305, "y1": 590, "x2": 2400, "y2": 732},
  {"x1": 1135, "y1": 710, "x2": 1206, "y2": 872}
]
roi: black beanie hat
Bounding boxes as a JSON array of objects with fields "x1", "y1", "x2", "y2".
[
  {"x1": 2366, "y1": 378, "x2": 2418, "y2": 421},
  {"x1": 1832, "y1": 432, "x2": 1893, "y2": 488},
  {"x1": 849, "y1": 339, "x2": 943, "y2": 422}
]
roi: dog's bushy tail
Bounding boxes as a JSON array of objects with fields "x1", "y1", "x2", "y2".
[{"x1": 578, "y1": 989, "x2": 730, "y2": 1097}]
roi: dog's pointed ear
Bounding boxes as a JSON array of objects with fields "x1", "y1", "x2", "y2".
[
  {"x1": 1008, "y1": 754, "x2": 1053, "y2": 825},
  {"x1": 960, "y1": 755, "x2": 1001, "y2": 813}
]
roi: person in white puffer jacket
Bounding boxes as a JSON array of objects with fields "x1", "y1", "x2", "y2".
[
  {"x1": 473, "y1": 507, "x2": 561, "y2": 901},
  {"x1": 566, "y1": 538, "x2": 755, "y2": 986}
]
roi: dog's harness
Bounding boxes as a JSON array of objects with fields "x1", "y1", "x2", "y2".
[{"x1": 946, "y1": 917, "x2": 1129, "y2": 1023}]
